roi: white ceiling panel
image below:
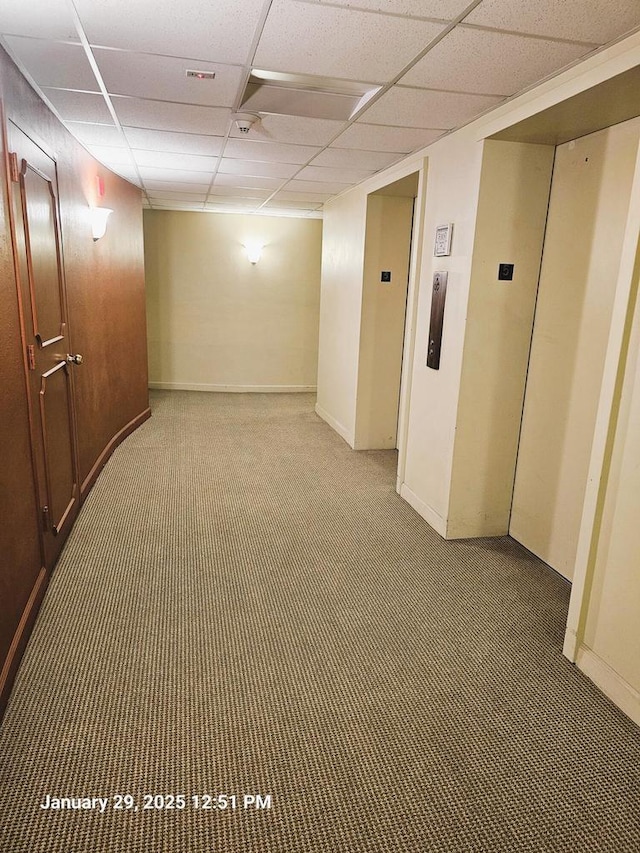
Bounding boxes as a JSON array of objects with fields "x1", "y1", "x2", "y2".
[
  {"x1": 209, "y1": 186, "x2": 272, "y2": 198},
  {"x1": 218, "y1": 159, "x2": 300, "y2": 179},
  {"x1": 93, "y1": 49, "x2": 243, "y2": 107},
  {"x1": 147, "y1": 191, "x2": 208, "y2": 201},
  {"x1": 213, "y1": 174, "x2": 285, "y2": 189},
  {"x1": 224, "y1": 139, "x2": 321, "y2": 165},
  {"x1": 296, "y1": 165, "x2": 374, "y2": 183},
  {"x1": 150, "y1": 200, "x2": 205, "y2": 209},
  {"x1": 137, "y1": 166, "x2": 215, "y2": 183},
  {"x1": 42, "y1": 88, "x2": 114, "y2": 124},
  {"x1": 74, "y1": 0, "x2": 266, "y2": 64},
  {"x1": 231, "y1": 114, "x2": 345, "y2": 146},
  {"x1": 402, "y1": 26, "x2": 592, "y2": 96},
  {"x1": 65, "y1": 122, "x2": 128, "y2": 147},
  {"x1": 254, "y1": 0, "x2": 446, "y2": 83},
  {"x1": 205, "y1": 198, "x2": 261, "y2": 208},
  {"x1": 123, "y1": 128, "x2": 224, "y2": 156},
  {"x1": 311, "y1": 147, "x2": 401, "y2": 170},
  {"x1": 148, "y1": 199, "x2": 205, "y2": 208},
  {"x1": 466, "y1": 0, "x2": 640, "y2": 44},
  {"x1": 265, "y1": 199, "x2": 322, "y2": 209},
  {"x1": 112, "y1": 97, "x2": 231, "y2": 135},
  {"x1": 2, "y1": 0, "x2": 636, "y2": 216},
  {"x1": 132, "y1": 150, "x2": 218, "y2": 171},
  {"x1": 4, "y1": 37, "x2": 98, "y2": 90},
  {"x1": 310, "y1": 0, "x2": 473, "y2": 18},
  {"x1": 108, "y1": 166, "x2": 143, "y2": 186},
  {"x1": 0, "y1": 1, "x2": 78, "y2": 41},
  {"x1": 86, "y1": 145, "x2": 135, "y2": 166},
  {"x1": 335, "y1": 122, "x2": 444, "y2": 152},
  {"x1": 285, "y1": 178, "x2": 353, "y2": 194},
  {"x1": 144, "y1": 180, "x2": 214, "y2": 192},
  {"x1": 274, "y1": 190, "x2": 332, "y2": 202},
  {"x1": 364, "y1": 86, "x2": 504, "y2": 129}
]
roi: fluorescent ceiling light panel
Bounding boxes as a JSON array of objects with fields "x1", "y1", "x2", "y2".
[{"x1": 241, "y1": 69, "x2": 380, "y2": 121}]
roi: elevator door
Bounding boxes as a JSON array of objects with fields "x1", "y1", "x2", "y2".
[{"x1": 510, "y1": 118, "x2": 640, "y2": 581}]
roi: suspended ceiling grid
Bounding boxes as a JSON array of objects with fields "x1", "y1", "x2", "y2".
[{"x1": 0, "y1": 0, "x2": 639, "y2": 218}]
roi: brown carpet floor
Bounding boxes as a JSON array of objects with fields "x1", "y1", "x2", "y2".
[{"x1": 1, "y1": 390, "x2": 639, "y2": 852}]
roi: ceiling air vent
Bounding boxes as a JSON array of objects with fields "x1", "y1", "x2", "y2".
[{"x1": 241, "y1": 69, "x2": 380, "y2": 121}]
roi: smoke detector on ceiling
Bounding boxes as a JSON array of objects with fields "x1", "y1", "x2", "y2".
[{"x1": 232, "y1": 112, "x2": 260, "y2": 134}]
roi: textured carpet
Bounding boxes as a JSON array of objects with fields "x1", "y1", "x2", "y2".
[{"x1": 1, "y1": 391, "x2": 639, "y2": 853}]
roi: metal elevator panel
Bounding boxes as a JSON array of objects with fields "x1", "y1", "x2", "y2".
[{"x1": 427, "y1": 271, "x2": 447, "y2": 370}]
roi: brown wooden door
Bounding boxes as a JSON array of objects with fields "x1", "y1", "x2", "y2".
[{"x1": 8, "y1": 123, "x2": 79, "y2": 570}]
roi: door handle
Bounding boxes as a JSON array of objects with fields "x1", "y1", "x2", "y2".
[{"x1": 66, "y1": 353, "x2": 84, "y2": 365}]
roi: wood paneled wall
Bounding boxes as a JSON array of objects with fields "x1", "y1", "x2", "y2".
[{"x1": 0, "y1": 47, "x2": 150, "y2": 715}]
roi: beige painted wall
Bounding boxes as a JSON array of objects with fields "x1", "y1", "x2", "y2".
[
  {"x1": 354, "y1": 194, "x2": 414, "y2": 450},
  {"x1": 316, "y1": 31, "x2": 640, "y2": 723},
  {"x1": 510, "y1": 118, "x2": 640, "y2": 580},
  {"x1": 144, "y1": 210, "x2": 322, "y2": 391},
  {"x1": 449, "y1": 140, "x2": 555, "y2": 538},
  {"x1": 315, "y1": 191, "x2": 367, "y2": 443},
  {"x1": 582, "y1": 240, "x2": 640, "y2": 696},
  {"x1": 400, "y1": 134, "x2": 485, "y2": 534}
]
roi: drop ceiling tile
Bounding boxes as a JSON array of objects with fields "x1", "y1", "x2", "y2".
[
  {"x1": 254, "y1": 0, "x2": 445, "y2": 83},
  {"x1": 313, "y1": 0, "x2": 472, "y2": 18},
  {"x1": 86, "y1": 145, "x2": 135, "y2": 166},
  {"x1": 112, "y1": 97, "x2": 231, "y2": 135},
  {"x1": 209, "y1": 186, "x2": 272, "y2": 198},
  {"x1": 123, "y1": 128, "x2": 224, "y2": 156},
  {"x1": 224, "y1": 139, "x2": 320, "y2": 165},
  {"x1": 74, "y1": 0, "x2": 265, "y2": 63},
  {"x1": 147, "y1": 191, "x2": 208, "y2": 201},
  {"x1": 42, "y1": 88, "x2": 114, "y2": 123},
  {"x1": 205, "y1": 198, "x2": 261, "y2": 209},
  {"x1": 402, "y1": 26, "x2": 592, "y2": 96},
  {"x1": 296, "y1": 165, "x2": 374, "y2": 183},
  {"x1": 363, "y1": 86, "x2": 503, "y2": 129},
  {"x1": 214, "y1": 174, "x2": 284, "y2": 190},
  {"x1": 335, "y1": 122, "x2": 443, "y2": 152},
  {"x1": 465, "y1": 0, "x2": 640, "y2": 44},
  {"x1": 0, "y1": 1, "x2": 78, "y2": 40},
  {"x1": 265, "y1": 199, "x2": 322, "y2": 210},
  {"x1": 109, "y1": 166, "x2": 142, "y2": 186},
  {"x1": 93, "y1": 49, "x2": 243, "y2": 107},
  {"x1": 4, "y1": 37, "x2": 98, "y2": 90},
  {"x1": 218, "y1": 159, "x2": 300, "y2": 179},
  {"x1": 66, "y1": 122, "x2": 127, "y2": 147},
  {"x1": 285, "y1": 178, "x2": 353, "y2": 194},
  {"x1": 151, "y1": 201, "x2": 205, "y2": 210},
  {"x1": 274, "y1": 190, "x2": 332, "y2": 203},
  {"x1": 144, "y1": 180, "x2": 214, "y2": 192},
  {"x1": 231, "y1": 114, "x2": 345, "y2": 146},
  {"x1": 137, "y1": 166, "x2": 215, "y2": 183},
  {"x1": 311, "y1": 147, "x2": 401, "y2": 170},
  {"x1": 132, "y1": 150, "x2": 218, "y2": 171}
]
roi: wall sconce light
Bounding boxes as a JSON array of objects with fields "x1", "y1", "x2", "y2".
[
  {"x1": 243, "y1": 241, "x2": 264, "y2": 264},
  {"x1": 90, "y1": 207, "x2": 113, "y2": 241}
]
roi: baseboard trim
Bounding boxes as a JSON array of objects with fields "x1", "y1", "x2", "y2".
[
  {"x1": 399, "y1": 483, "x2": 447, "y2": 538},
  {"x1": 314, "y1": 403, "x2": 355, "y2": 448},
  {"x1": 81, "y1": 408, "x2": 151, "y2": 498},
  {"x1": 0, "y1": 566, "x2": 47, "y2": 717},
  {"x1": 576, "y1": 646, "x2": 640, "y2": 728},
  {"x1": 149, "y1": 382, "x2": 317, "y2": 393}
]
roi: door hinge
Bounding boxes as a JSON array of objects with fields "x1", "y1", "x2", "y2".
[
  {"x1": 27, "y1": 344, "x2": 36, "y2": 370},
  {"x1": 9, "y1": 152, "x2": 20, "y2": 183},
  {"x1": 42, "y1": 505, "x2": 50, "y2": 531}
]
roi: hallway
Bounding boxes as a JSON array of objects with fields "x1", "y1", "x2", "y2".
[{"x1": 1, "y1": 391, "x2": 639, "y2": 852}]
